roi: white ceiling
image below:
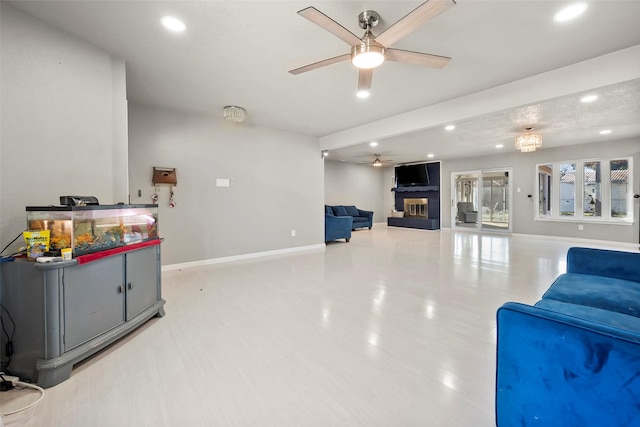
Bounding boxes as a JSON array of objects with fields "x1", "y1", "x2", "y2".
[{"x1": 7, "y1": 0, "x2": 640, "y2": 165}]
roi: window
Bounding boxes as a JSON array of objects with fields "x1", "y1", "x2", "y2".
[
  {"x1": 611, "y1": 159, "x2": 629, "y2": 218},
  {"x1": 537, "y1": 164, "x2": 552, "y2": 216},
  {"x1": 583, "y1": 161, "x2": 601, "y2": 217},
  {"x1": 535, "y1": 157, "x2": 633, "y2": 223},
  {"x1": 559, "y1": 163, "x2": 576, "y2": 216}
]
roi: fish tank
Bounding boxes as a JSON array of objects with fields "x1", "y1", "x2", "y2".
[{"x1": 26, "y1": 204, "x2": 159, "y2": 256}]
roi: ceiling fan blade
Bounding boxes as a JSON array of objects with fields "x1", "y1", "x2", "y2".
[
  {"x1": 375, "y1": 0, "x2": 456, "y2": 47},
  {"x1": 298, "y1": 7, "x2": 363, "y2": 46},
  {"x1": 289, "y1": 53, "x2": 350, "y2": 75},
  {"x1": 358, "y1": 68, "x2": 373, "y2": 91},
  {"x1": 385, "y1": 48, "x2": 451, "y2": 68}
]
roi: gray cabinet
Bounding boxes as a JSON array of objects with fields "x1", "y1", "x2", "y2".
[
  {"x1": 125, "y1": 247, "x2": 160, "y2": 320},
  {"x1": 0, "y1": 243, "x2": 165, "y2": 388},
  {"x1": 63, "y1": 255, "x2": 125, "y2": 351}
]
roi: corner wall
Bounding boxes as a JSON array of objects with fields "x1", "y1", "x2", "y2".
[
  {"x1": 128, "y1": 104, "x2": 324, "y2": 266},
  {"x1": 0, "y1": 4, "x2": 128, "y2": 250},
  {"x1": 324, "y1": 160, "x2": 386, "y2": 223}
]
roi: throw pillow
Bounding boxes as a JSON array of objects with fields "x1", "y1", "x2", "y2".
[
  {"x1": 344, "y1": 205, "x2": 360, "y2": 217},
  {"x1": 333, "y1": 206, "x2": 349, "y2": 216}
]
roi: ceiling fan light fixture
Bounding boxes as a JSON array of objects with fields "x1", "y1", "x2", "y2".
[
  {"x1": 515, "y1": 128, "x2": 542, "y2": 152},
  {"x1": 356, "y1": 89, "x2": 370, "y2": 99},
  {"x1": 351, "y1": 40, "x2": 385, "y2": 69},
  {"x1": 373, "y1": 157, "x2": 383, "y2": 167}
]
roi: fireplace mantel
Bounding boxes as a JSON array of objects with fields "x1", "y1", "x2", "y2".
[{"x1": 391, "y1": 185, "x2": 439, "y2": 192}]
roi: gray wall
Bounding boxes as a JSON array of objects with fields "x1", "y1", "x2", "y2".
[
  {"x1": 0, "y1": 4, "x2": 128, "y2": 251},
  {"x1": 324, "y1": 160, "x2": 386, "y2": 223},
  {"x1": 441, "y1": 138, "x2": 640, "y2": 243},
  {"x1": 128, "y1": 104, "x2": 324, "y2": 265}
]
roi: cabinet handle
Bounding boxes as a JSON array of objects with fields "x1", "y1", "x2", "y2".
[
  {"x1": 117, "y1": 286, "x2": 123, "y2": 293},
  {"x1": 128, "y1": 282, "x2": 133, "y2": 290}
]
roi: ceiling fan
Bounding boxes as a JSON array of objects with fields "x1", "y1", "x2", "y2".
[
  {"x1": 289, "y1": 0, "x2": 456, "y2": 95},
  {"x1": 357, "y1": 154, "x2": 394, "y2": 167}
]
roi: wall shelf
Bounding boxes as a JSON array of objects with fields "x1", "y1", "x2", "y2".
[{"x1": 391, "y1": 185, "x2": 439, "y2": 192}]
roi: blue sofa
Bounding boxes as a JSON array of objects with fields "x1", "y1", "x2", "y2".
[
  {"x1": 326, "y1": 205, "x2": 373, "y2": 230},
  {"x1": 324, "y1": 206, "x2": 352, "y2": 242},
  {"x1": 496, "y1": 247, "x2": 640, "y2": 426}
]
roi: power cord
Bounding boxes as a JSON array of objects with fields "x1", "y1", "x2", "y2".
[
  {"x1": 0, "y1": 232, "x2": 23, "y2": 256},
  {"x1": 0, "y1": 304, "x2": 15, "y2": 371},
  {"x1": 0, "y1": 373, "x2": 45, "y2": 416}
]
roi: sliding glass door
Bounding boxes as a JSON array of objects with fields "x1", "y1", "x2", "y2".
[
  {"x1": 452, "y1": 172, "x2": 480, "y2": 229},
  {"x1": 452, "y1": 169, "x2": 511, "y2": 232}
]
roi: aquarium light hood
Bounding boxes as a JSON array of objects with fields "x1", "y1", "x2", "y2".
[{"x1": 60, "y1": 196, "x2": 100, "y2": 206}]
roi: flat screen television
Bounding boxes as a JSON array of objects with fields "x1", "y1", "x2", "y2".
[{"x1": 395, "y1": 163, "x2": 430, "y2": 187}]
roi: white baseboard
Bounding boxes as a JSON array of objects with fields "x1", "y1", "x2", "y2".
[
  {"x1": 511, "y1": 233, "x2": 639, "y2": 250},
  {"x1": 426, "y1": 226, "x2": 637, "y2": 249},
  {"x1": 162, "y1": 244, "x2": 326, "y2": 272}
]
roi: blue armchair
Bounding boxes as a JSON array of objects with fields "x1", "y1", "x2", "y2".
[{"x1": 325, "y1": 206, "x2": 353, "y2": 242}]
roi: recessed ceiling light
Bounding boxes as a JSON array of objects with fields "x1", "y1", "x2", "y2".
[
  {"x1": 161, "y1": 16, "x2": 186, "y2": 32},
  {"x1": 369, "y1": 141, "x2": 378, "y2": 147},
  {"x1": 554, "y1": 3, "x2": 588, "y2": 22},
  {"x1": 496, "y1": 144, "x2": 504, "y2": 149},
  {"x1": 427, "y1": 153, "x2": 435, "y2": 158},
  {"x1": 445, "y1": 125, "x2": 455, "y2": 131},
  {"x1": 599, "y1": 129, "x2": 612, "y2": 135},
  {"x1": 580, "y1": 94, "x2": 598, "y2": 103},
  {"x1": 356, "y1": 90, "x2": 370, "y2": 99}
]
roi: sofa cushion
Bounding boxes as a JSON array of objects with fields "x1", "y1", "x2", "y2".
[
  {"x1": 352, "y1": 216, "x2": 368, "y2": 223},
  {"x1": 534, "y1": 299, "x2": 640, "y2": 342},
  {"x1": 344, "y1": 205, "x2": 360, "y2": 217},
  {"x1": 567, "y1": 247, "x2": 640, "y2": 283},
  {"x1": 542, "y1": 273, "x2": 640, "y2": 318},
  {"x1": 332, "y1": 205, "x2": 349, "y2": 216}
]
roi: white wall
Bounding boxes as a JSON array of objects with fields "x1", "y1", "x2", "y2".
[
  {"x1": 324, "y1": 160, "x2": 386, "y2": 223},
  {"x1": 128, "y1": 104, "x2": 324, "y2": 266},
  {"x1": 0, "y1": 4, "x2": 128, "y2": 250},
  {"x1": 441, "y1": 138, "x2": 640, "y2": 243}
]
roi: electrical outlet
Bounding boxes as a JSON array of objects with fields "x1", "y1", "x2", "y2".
[
  {"x1": 578, "y1": 224, "x2": 584, "y2": 231},
  {"x1": 291, "y1": 229, "x2": 296, "y2": 237}
]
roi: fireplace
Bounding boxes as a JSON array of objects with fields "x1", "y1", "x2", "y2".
[{"x1": 403, "y1": 198, "x2": 428, "y2": 219}]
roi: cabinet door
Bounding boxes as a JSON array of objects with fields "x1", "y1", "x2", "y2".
[
  {"x1": 125, "y1": 246, "x2": 160, "y2": 320},
  {"x1": 63, "y1": 255, "x2": 125, "y2": 351}
]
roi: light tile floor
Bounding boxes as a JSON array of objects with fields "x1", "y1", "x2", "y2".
[{"x1": 1, "y1": 226, "x2": 632, "y2": 426}]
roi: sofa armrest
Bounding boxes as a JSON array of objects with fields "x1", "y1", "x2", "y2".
[
  {"x1": 325, "y1": 214, "x2": 353, "y2": 242},
  {"x1": 566, "y1": 247, "x2": 640, "y2": 283},
  {"x1": 326, "y1": 215, "x2": 353, "y2": 227},
  {"x1": 496, "y1": 302, "x2": 640, "y2": 426},
  {"x1": 357, "y1": 209, "x2": 373, "y2": 221}
]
